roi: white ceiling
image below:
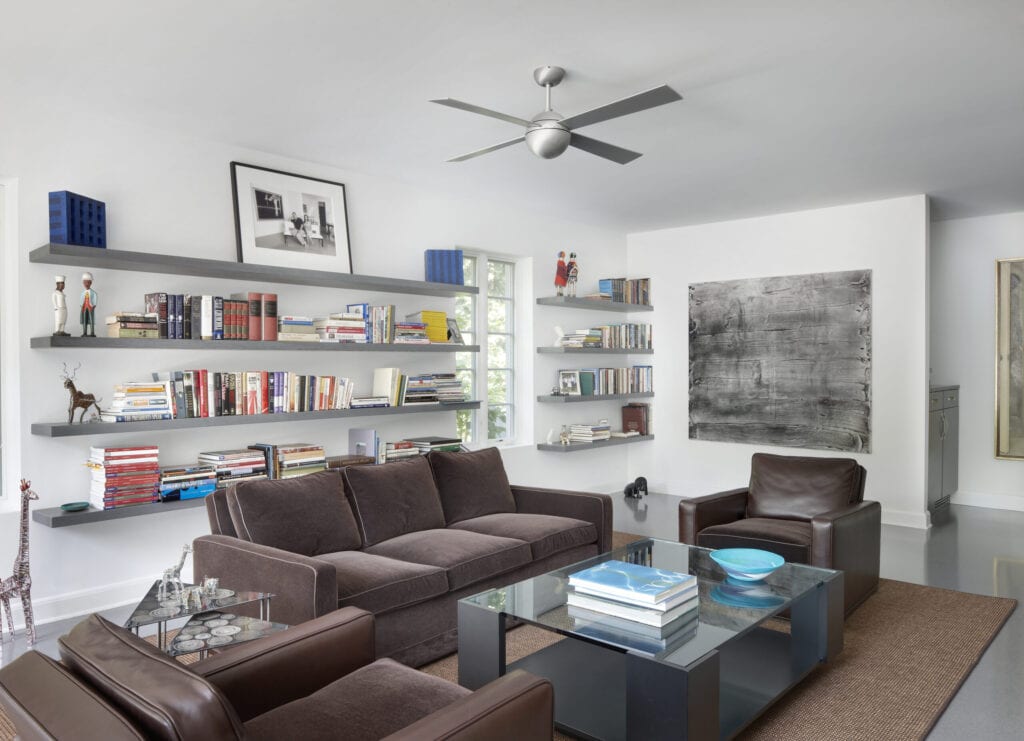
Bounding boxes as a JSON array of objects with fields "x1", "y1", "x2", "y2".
[{"x1": 4, "y1": 0, "x2": 1024, "y2": 232}]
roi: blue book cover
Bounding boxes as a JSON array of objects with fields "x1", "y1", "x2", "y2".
[{"x1": 569, "y1": 561, "x2": 695, "y2": 605}]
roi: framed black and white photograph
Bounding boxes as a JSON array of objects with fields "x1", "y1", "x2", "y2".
[
  {"x1": 446, "y1": 318, "x2": 464, "y2": 344},
  {"x1": 558, "y1": 370, "x2": 582, "y2": 396},
  {"x1": 231, "y1": 162, "x2": 352, "y2": 273}
]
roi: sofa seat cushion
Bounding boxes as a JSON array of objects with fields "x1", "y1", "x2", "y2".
[
  {"x1": 344, "y1": 456, "x2": 446, "y2": 547},
  {"x1": 365, "y1": 529, "x2": 531, "y2": 591},
  {"x1": 313, "y1": 551, "x2": 448, "y2": 614},
  {"x1": 696, "y1": 518, "x2": 812, "y2": 564},
  {"x1": 227, "y1": 470, "x2": 362, "y2": 556},
  {"x1": 427, "y1": 447, "x2": 516, "y2": 525},
  {"x1": 244, "y1": 658, "x2": 469, "y2": 741},
  {"x1": 449, "y1": 513, "x2": 597, "y2": 561}
]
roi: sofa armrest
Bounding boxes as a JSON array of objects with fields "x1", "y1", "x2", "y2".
[
  {"x1": 192, "y1": 607, "x2": 374, "y2": 722},
  {"x1": 383, "y1": 670, "x2": 553, "y2": 741},
  {"x1": 511, "y1": 485, "x2": 613, "y2": 553},
  {"x1": 678, "y1": 488, "x2": 748, "y2": 544},
  {"x1": 0, "y1": 651, "x2": 144, "y2": 740},
  {"x1": 192, "y1": 534, "x2": 338, "y2": 627}
]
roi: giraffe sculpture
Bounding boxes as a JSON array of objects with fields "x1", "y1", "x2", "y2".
[
  {"x1": 158, "y1": 544, "x2": 192, "y2": 603},
  {"x1": 0, "y1": 479, "x2": 38, "y2": 645}
]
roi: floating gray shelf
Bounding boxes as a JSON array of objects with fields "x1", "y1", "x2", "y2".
[
  {"x1": 31, "y1": 401, "x2": 481, "y2": 438},
  {"x1": 535, "y1": 296, "x2": 653, "y2": 313},
  {"x1": 536, "y1": 434, "x2": 654, "y2": 452},
  {"x1": 536, "y1": 392, "x2": 654, "y2": 403},
  {"x1": 29, "y1": 243, "x2": 478, "y2": 297},
  {"x1": 31, "y1": 336, "x2": 479, "y2": 353},
  {"x1": 33, "y1": 497, "x2": 208, "y2": 528},
  {"x1": 536, "y1": 347, "x2": 654, "y2": 355}
]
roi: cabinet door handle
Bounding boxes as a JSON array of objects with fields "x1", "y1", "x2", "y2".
[{"x1": 941, "y1": 413, "x2": 947, "y2": 438}]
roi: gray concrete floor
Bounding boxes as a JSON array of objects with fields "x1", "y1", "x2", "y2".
[{"x1": 2, "y1": 497, "x2": 1020, "y2": 738}]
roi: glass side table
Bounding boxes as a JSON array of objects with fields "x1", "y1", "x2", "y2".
[
  {"x1": 124, "y1": 580, "x2": 274, "y2": 651},
  {"x1": 166, "y1": 611, "x2": 287, "y2": 658}
]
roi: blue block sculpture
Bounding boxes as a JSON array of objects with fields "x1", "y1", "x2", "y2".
[
  {"x1": 424, "y1": 249, "x2": 465, "y2": 285},
  {"x1": 49, "y1": 191, "x2": 106, "y2": 248}
]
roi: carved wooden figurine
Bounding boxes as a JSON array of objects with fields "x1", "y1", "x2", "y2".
[
  {"x1": 0, "y1": 480, "x2": 38, "y2": 645},
  {"x1": 62, "y1": 362, "x2": 102, "y2": 423}
]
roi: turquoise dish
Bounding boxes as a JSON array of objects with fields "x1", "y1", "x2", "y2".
[
  {"x1": 710, "y1": 582, "x2": 786, "y2": 610},
  {"x1": 60, "y1": 501, "x2": 90, "y2": 512},
  {"x1": 710, "y1": 548, "x2": 784, "y2": 582}
]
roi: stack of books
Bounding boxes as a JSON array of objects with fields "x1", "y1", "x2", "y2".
[
  {"x1": 384, "y1": 440, "x2": 421, "y2": 462},
  {"x1": 87, "y1": 446, "x2": 160, "y2": 510},
  {"x1": 558, "y1": 329, "x2": 603, "y2": 349},
  {"x1": 568, "y1": 421, "x2": 612, "y2": 443},
  {"x1": 567, "y1": 560, "x2": 698, "y2": 654},
  {"x1": 592, "y1": 323, "x2": 652, "y2": 350},
  {"x1": 406, "y1": 310, "x2": 448, "y2": 343},
  {"x1": 433, "y1": 373, "x2": 465, "y2": 402},
  {"x1": 278, "y1": 316, "x2": 319, "y2": 343},
  {"x1": 158, "y1": 464, "x2": 217, "y2": 501},
  {"x1": 101, "y1": 381, "x2": 173, "y2": 423},
  {"x1": 401, "y1": 436, "x2": 463, "y2": 453},
  {"x1": 393, "y1": 322, "x2": 430, "y2": 344},
  {"x1": 249, "y1": 443, "x2": 326, "y2": 479},
  {"x1": 314, "y1": 313, "x2": 367, "y2": 343},
  {"x1": 106, "y1": 312, "x2": 159, "y2": 339},
  {"x1": 350, "y1": 396, "x2": 389, "y2": 409},
  {"x1": 197, "y1": 449, "x2": 268, "y2": 488},
  {"x1": 597, "y1": 278, "x2": 651, "y2": 305}
]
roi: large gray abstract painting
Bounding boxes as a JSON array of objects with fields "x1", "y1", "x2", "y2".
[{"x1": 689, "y1": 269, "x2": 871, "y2": 452}]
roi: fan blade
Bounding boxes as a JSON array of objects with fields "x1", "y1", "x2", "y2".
[
  {"x1": 447, "y1": 136, "x2": 526, "y2": 162},
  {"x1": 430, "y1": 98, "x2": 531, "y2": 128},
  {"x1": 561, "y1": 85, "x2": 682, "y2": 131},
  {"x1": 569, "y1": 133, "x2": 642, "y2": 164}
]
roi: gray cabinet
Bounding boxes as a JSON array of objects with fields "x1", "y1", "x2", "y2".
[{"x1": 928, "y1": 385, "x2": 959, "y2": 511}]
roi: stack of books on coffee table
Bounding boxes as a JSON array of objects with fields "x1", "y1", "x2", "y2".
[{"x1": 567, "y1": 560, "x2": 699, "y2": 654}]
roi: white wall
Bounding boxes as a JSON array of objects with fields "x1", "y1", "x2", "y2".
[
  {"x1": 0, "y1": 106, "x2": 630, "y2": 625},
  {"x1": 626, "y1": 196, "x2": 931, "y2": 528},
  {"x1": 931, "y1": 211, "x2": 1024, "y2": 511}
]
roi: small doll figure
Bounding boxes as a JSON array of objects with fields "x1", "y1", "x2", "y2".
[
  {"x1": 52, "y1": 275, "x2": 70, "y2": 336},
  {"x1": 554, "y1": 251, "x2": 568, "y2": 296},
  {"x1": 566, "y1": 252, "x2": 579, "y2": 298},
  {"x1": 79, "y1": 272, "x2": 97, "y2": 337}
]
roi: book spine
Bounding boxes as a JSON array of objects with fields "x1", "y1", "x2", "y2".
[
  {"x1": 262, "y1": 293, "x2": 278, "y2": 342},
  {"x1": 213, "y1": 296, "x2": 224, "y2": 340}
]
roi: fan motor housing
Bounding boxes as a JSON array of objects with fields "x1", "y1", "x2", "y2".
[{"x1": 526, "y1": 111, "x2": 570, "y2": 159}]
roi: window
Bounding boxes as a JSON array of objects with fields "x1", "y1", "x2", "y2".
[{"x1": 455, "y1": 254, "x2": 516, "y2": 443}]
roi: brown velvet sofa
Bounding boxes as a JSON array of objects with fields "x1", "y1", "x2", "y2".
[
  {"x1": 0, "y1": 608, "x2": 554, "y2": 740},
  {"x1": 679, "y1": 453, "x2": 881, "y2": 616},
  {"x1": 194, "y1": 447, "x2": 612, "y2": 667}
]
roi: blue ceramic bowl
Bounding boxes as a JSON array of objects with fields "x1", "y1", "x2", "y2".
[{"x1": 710, "y1": 548, "x2": 784, "y2": 582}]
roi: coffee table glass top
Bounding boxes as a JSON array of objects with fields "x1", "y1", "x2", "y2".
[
  {"x1": 461, "y1": 538, "x2": 838, "y2": 669},
  {"x1": 166, "y1": 611, "x2": 287, "y2": 656},
  {"x1": 124, "y1": 581, "x2": 274, "y2": 630}
]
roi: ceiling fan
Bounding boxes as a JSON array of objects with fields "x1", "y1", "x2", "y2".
[{"x1": 431, "y1": 66, "x2": 682, "y2": 165}]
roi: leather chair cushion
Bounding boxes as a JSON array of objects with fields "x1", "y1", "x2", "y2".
[
  {"x1": 57, "y1": 614, "x2": 244, "y2": 741},
  {"x1": 365, "y1": 529, "x2": 531, "y2": 590},
  {"x1": 747, "y1": 453, "x2": 863, "y2": 521},
  {"x1": 427, "y1": 447, "x2": 516, "y2": 525},
  {"x1": 449, "y1": 513, "x2": 597, "y2": 560},
  {"x1": 244, "y1": 658, "x2": 469, "y2": 741},
  {"x1": 697, "y1": 518, "x2": 813, "y2": 564},
  {"x1": 227, "y1": 470, "x2": 362, "y2": 556},
  {"x1": 314, "y1": 551, "x2": 448, "y2": 614},
  {"x1": 344, "y1": 456, "x2": 446, "y2": 547}
]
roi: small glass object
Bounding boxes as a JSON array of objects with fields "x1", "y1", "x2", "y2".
[
  {"x1": 203, "y1": 577, "x2": 219, "y2": 596},
  {"x1": 560, "y1": 425, "x2": 570, "y2": 445}
]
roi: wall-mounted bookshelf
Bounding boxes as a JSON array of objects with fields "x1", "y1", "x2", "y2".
[
  {"x1": 536, "y1": 435, "x2": 655, "y2": 452},
  {"x1": 32, "y1": 336, "x2": 478, "y2": 353},
  {"x1": 33, "y1": 498, "x2": 208, "y2": 529},
  {"x1": 536, "y1": 347, "x2": 653, "y2": 355},
  {"x1": 536, "y1": 392, "x2": 654, "y2": 404},
  {"x1": 536, "y1": 297, "x2": 653, "y2": 313}
]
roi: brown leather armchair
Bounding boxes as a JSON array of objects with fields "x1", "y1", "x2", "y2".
[
  {"x1": 679, "y1": 453, "x2": 881, "y2": 616},
  {"x1": 0, "y1": 607, "x2": 553, "y2": 741}
]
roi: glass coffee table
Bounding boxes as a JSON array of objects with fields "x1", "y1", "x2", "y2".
[{"x1": 458, "y1": 538, "x2": 843, "y2": 740}]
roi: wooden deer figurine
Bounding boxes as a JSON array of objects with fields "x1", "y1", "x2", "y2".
[
  {"x1": 0, "y1": 479, "x2": 38, "y2": 645},
  {"x1": 61, "y1": 362, "x2": 101, "y2": 423}
]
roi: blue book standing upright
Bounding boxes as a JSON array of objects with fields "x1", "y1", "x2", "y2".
[
  {"x1": 49, "y1": 191, "x2": 107, "y2": 248},
  {"x1": 424, "y1": 249, "x2": 465, "y2": 285}
]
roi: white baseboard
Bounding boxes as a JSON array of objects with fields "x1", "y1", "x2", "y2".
[
  {"x1": 951, "y1": 491, "x2": 1024, "y2": 512},
  {"x1": 881, "y1": 508, "x2": 930, "y2": 529},
  {"x1": 3, "y1": 574, "x2": 158, "y2": 632}
]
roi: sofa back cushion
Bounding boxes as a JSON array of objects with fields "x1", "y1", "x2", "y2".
[
  {"x1": 344, "y1": 456, "x2": 446, "y2": 547},
  {"x1": 427, "y1": 447, "x2": 516, "y2": 525},
  {"x1": 58, "y1": 614, "x2": 243, "y2": 741},
  {"x1": 227, "y1": 470, "x2": 362, "y2": 556},
  {"x1": 747, "y1": 453, "x2": 865, "y2": 521}
]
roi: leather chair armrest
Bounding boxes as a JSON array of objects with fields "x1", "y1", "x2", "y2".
[
  {"x1": 811, "y1": 500, "x2": 882, "y2": 613},
  {"x1": 512, "y1": 485, "x2": 613, "y2": 553},
  {"x1": 678, "y1": 488, "x2": 749, "y2": 544},
  {"x1": 192, "y1": 534, "x2": 338, "y2": 627},
  {"x1": 192, "y1": 607, "x2": 375, "y2": 723},
  {"x1": 383, "y1": 670, "x2": 553, "y2": 741},
  {"x1": 0, "y1": 651, "x2": 144, "y2": 740}
]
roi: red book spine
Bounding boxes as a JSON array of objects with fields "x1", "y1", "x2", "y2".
[
  {"x1": 198, "y1": 370, "x2": 209, "y2": 418},
  {"x1": 262, "y1": 293, "x2": 278, "y2": 342},
  {"x1": 260, "y1": 371, "x2": 269, "y2": 415}
]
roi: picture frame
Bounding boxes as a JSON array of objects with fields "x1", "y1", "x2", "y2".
[
  {"x1": 446, "y1": 317, "x2": 464, "y2": 344},
  {"x1": 558, "y1": 370, "x2": 582, "y2": 396},
  {"x1": 230, "y1": 162, "x2": 352, "y2": 273}
]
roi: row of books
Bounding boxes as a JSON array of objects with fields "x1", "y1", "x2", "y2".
[
  {"x1": 87, "y1": 446, "x2": 160, "y2": 510},
  {"x1": 557, "y1": 324, "x2": 652, "y2": 350},
  {"x1": 561, "y1": 366, "x2": 653, "y2": 396},
  {"x1": 566, "y1": 560, "x2": 698, "y2": 654},
  {"x1": 349, "y1": 429, "x2": 463, "y2": 464},
  {"x1": 158, "y1": 465, "x2": 217, "y2": 501},
  {"x1": 596, "y1": 278, "x2": 651, "y2": 306},
  {"x1": 371, "y1": 368, "x2": 465, "y2": 407},
  {"x1": 247, "y1": 443, "x2": 327, "y2": 480},
  {"x1": 136, "y1": 292, "x2": 279, "y2": 341},
  {"x1": 622, "y1": 402, "x2": 651, "y2": 436}
]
